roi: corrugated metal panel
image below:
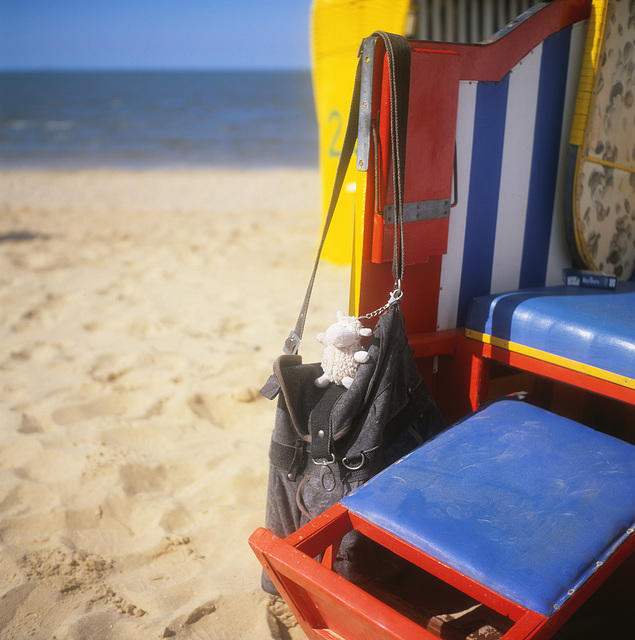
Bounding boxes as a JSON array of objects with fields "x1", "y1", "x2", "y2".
[{"x1": 413, "y1": 0, "x2": 539, "y2": 42}]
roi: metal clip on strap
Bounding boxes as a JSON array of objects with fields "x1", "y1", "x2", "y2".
[{"x1": 312, "y1": 454, "x2": 336, "y2": 466}]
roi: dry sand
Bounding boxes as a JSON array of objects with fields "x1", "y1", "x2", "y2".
[{"x1": 0, "y1": 168, "x2": 351, "y2": 639}]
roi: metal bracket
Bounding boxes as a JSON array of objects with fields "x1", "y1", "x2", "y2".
[
  {"x1": 384, "y1": 199, "x2": 450, "y2": 224},
  {"x1": 283, "y1": 330, "x2": 301, "y2": 355},
  {"x1": 357, "y1": 36, "x2": 377, "y2": 171}
]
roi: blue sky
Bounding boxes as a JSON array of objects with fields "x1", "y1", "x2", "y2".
[{"x1": 0, "y1": 0, "x2": 313, "y2": 70}]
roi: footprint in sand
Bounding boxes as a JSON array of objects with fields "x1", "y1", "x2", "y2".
[
  {"x1": 88, "y1": 353, "x2": 137, "y2": 383},
  {"x1": 187, "y1": 387, "x2": 262, "y2": 430},
  {"x1": 118, "y1": 461, "x2": 203, "y2": 496},
  {"x1": 10, "y1": 292, "x2": 70, "y2": 332},
  {"x1": 0, "y1": 583, "x2": 39, "y2": 633},
  {"x1": 268, "y1": 595, "x2": 302, "y2": 640},
  {"x1": 51, "y1": 391, "x2": 162, "y2": 426},
  {"x1": 128, "y1": 319, "x2": 169, "y2": 339},
  {"x1": 89, "y1": 350, "x2": 188, "y2": 386},
  {"x1": 0, "y1": 477, "x2": 59, "y2": 518},
  {"x1": 162, "y1": 592, "x2": 285, "y2": 639},
  {"x1": 9, "y1": 341, "x2": 70, "y2": 364}
]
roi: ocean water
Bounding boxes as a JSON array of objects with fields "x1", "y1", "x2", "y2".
[{"x1": 0, "y1": 71, "x2": 319, "y2": 169}]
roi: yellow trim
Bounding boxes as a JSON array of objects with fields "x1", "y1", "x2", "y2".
[
  {"x1": 580, "y1": 155, "x2": 635, "y2": 175},
  {"x1": 569, "y1": 0, "x2": 608, "y2": 147},
  {"x1": 466, "y1": 329, "x2": 635, "y2": 390},
  {"x1": 350, "y1": 165, "x2": 369, "y2": 315},
  {"x1": 570, "y1": 0, "x2": 609, "y2": 269}
]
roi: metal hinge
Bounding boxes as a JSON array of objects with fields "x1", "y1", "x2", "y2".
[
  {"x1": 357, "y1": 36, "x2": 377, "y2": 171},
  {"x1": 384, "y1": 199, "x2": 450, "y2": 224}
]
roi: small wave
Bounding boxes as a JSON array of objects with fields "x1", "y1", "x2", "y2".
[
  {"x1": 1, "y1": 70, "x2": 317, "y2": 169},
  {"x1": 44, "y1": 120, "x2": 74, "y2": 131},
  {"x1": 8, "y1": 119, "x2": 31, "y2": 130}
]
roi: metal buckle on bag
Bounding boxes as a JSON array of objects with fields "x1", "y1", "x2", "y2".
[
  {"x1": 342, "y1": 453, "x2": 365, "y2": 471},
  {"x1": 312, "y1": 454, "x2": 335, "y2": 466}
]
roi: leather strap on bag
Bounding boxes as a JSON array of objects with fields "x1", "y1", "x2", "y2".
[
  {"x1": 382, "y1": 32, "x2": 411, "y2": 286},
  {"x1": 284, "y1": 31, "x2": 411, "y2": 355}
]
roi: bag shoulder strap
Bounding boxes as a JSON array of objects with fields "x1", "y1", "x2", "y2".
[{"x1": 284, "y1": 32, "x2": 411, "y2": 355}]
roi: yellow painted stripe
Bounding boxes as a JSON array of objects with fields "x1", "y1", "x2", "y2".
[{"x1": 466, "y1": 329, "x2": 635, "y2": 390}]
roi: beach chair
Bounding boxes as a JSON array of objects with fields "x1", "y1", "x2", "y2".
[{"x1": 251, "y1": 0, "x2": 635, "y2": 637}]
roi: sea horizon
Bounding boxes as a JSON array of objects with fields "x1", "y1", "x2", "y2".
[
  {"x1": 0, "y1": 67, "x2": 311, "y2": 73},
  {"x1": 0, "y1": 69, "x2": 319, "y2": 170}
]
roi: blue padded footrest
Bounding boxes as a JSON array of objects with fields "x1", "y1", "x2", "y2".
[
  {"x1": 341, "y1": 400, "x2": 635, "y2": 616},
  {"x1": 465, "y1": 281, "x2": 635, "y2": 384}
]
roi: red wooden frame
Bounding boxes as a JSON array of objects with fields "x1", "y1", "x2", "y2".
[
  {"x1": 467, "y1": 336, "x2": 635, "y2": 407},
  {"x1": 404, "y1": 329, "x2": 634, "y2": 425},
  {"x1": 250, "y1": 503, "x2": 634, "y2": 640}
]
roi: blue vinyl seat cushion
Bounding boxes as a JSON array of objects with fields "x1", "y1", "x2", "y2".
[
  {"x1": 465, "y1": 282, "x2": 635, "y2": 386},
  {"x1": 341, "y1": 400, "x2": 635, "y2": 616}
]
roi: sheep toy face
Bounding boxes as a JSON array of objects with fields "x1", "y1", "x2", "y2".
[
  {"x1": 322, "y1": 322, "x2": 357, "y2": 349},
  {"x1": 315, "y1": 311, "x2": 371, "y2": 389}
]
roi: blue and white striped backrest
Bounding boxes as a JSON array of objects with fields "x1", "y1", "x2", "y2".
[{"x1": 437, "y1": 20, "x2": 588, "y2": 330}]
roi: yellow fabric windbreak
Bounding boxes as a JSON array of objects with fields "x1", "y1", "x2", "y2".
[{"x1": 311, "y1": 0, "x2": 411, "y2": 265}]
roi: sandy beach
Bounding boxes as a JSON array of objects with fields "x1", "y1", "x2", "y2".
[{"x1": 0, "y1": 168, "x2": 351, "y2": 639}]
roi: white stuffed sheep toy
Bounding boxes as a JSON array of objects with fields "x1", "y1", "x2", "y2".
[{"x1": 315, "y1": 311, "x2": 372, "y2": 389}]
